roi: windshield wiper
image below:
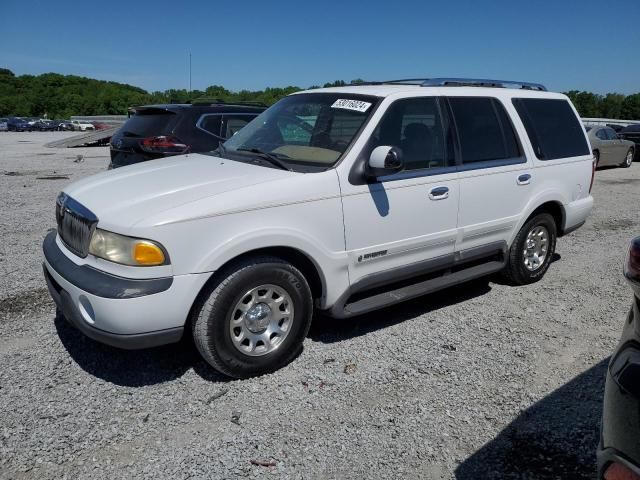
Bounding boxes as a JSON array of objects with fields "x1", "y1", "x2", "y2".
[
  {"x1": 236, "y1": 147, "x2": 291, "y2": 171},
  {"x1": 212, "y1": 142, "x2": 226, "y2": 156}
]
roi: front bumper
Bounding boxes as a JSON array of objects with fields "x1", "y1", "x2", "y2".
[
  {"x1": 597, "y1": 297, "x2": 640, "y2": 478},
  {"x1": 42, "y1": 230, "x2": 210, "y2": 349}
]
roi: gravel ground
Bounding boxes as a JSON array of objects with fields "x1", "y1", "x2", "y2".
[{"x1": 0, "y1": 132, "x2": 638, "y2": 479}]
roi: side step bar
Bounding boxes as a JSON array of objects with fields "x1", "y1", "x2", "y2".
[{"x1": 337, "y1": 259, "x2": 505, "y2": 318}]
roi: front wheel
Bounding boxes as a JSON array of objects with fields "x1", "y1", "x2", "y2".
[
  {"x1": 192, "y1": 256, "x2": 313, "y2": 378},
  {"x1": 503, "y1": 213, "x2": 557, "y2": 285},
  {"x1": 621, "y1": 148, "x2": 634, "y2": 168}
]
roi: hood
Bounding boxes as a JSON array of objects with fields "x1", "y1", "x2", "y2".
[{"x1": 64, "y1": 153, "x2": 297, "y2": 231}]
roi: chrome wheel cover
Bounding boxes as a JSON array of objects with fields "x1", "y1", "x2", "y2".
[
  {"x1": 229, "y1": 284, "x2": 294, "y2": 357},
  {"x1": 523, "y1": 225, "x2": 549, "y2": 271},
  {"x1": 626, "y1": 150, "x2": 634, "y2": 166}
]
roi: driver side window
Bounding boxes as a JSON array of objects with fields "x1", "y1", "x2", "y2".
[{"x1": 371, "y1": 97, "x2": 452, "y2": 171}]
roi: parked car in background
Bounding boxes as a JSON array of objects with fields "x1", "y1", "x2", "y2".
[
  {"x1": 619, "y1": 124, "x2": 640, "y2": 161},
  {"x1": 55, "y1": 120, "x2": 74, "y2": 131},
  {"x1": 71, "y1": 120, "x2": 95, "y2": 131},
  {"x1": 32, "y1": 119, "x2": 57, "y2": 131},
  {"x1": 598, "y1": 237, "x2": 640, "y2": 480},
  {"x1": 606, "y1": 123, "x2": 626, "y2": 133},
  {"x1": 108, "y1": 101, "x2": 266, "y2": 168},
  {"x1": 586, "y1": 126, "x2": 635, "y2": 168},
  {"x1": 44, "y1": 78, "x2": 594, "y2": 378},
  {"x1": 0, "y1": 118, "x2": 8, "y2": 131},
  {"x1": 7, "y1": 117, "x2": 32, "y2": 131},
  {"x1": 90, "y1": 121, "x2": 111, "y2": 130}
]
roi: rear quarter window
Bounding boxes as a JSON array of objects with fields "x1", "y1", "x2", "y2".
[{"x1": 512, "y1": 98, "x2": 590, "y2": 160}]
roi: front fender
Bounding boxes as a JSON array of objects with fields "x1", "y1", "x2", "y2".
[{"x1": 196, "y1": 228, "x2": 349, "y2": 310}]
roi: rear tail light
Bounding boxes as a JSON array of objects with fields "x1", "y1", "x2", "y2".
[
  {"x1": 139, "y1": 135, "x2": 190, "y2": 155},
  {"x1": 589, "y1": 156, "x2": 596, "y2": 193},
  {"x1": 604, "y1": 461, "x2": 640, "y2": 480},
  {"x1": 624, "y1": 237, "x2": 640, "y2": 285}
]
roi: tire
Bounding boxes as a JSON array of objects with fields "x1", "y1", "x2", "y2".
[
  {"x1": 192, "y1": 256, "x2": 313, "y2": 378},
  {"x1": 593, "y1": 150, "x2": 600, "y2": 168},
  {"x1": 503, "y1": 213, "x2": 557, "y2": 285},
  {"x1": 621, "y1": 148, "x2": 634, "y2": 168}
]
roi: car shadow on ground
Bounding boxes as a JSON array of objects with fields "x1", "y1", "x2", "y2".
[
  {"x1": 308, "y1": 278, "x2": 493, "y2": 343},
  {"x1": 54, "y1": 314, "x2": 229, "y2": 387},
  {"x1": 55, "y1": 279, "x2": 494, "y2": 385},
  {"x1": 455, "y1": 358, "x2": 608, "y2": 480}
]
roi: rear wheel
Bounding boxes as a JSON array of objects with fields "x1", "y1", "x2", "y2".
[
  {"x1": 192, "y1": 256, "x2": 313, "y2": 378},
  {"x1": 621, "y1": 148, "x2": 634, "y2": 168},
  {"x1": 503, "y1": 213, "x2": 557, "y2": 285}
]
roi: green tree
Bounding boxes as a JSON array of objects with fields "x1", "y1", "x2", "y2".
[{"x1": 621, "y1": 94, "x2": 640, "y2": 120}]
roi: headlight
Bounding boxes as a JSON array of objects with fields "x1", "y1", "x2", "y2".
[{"x1": 88, "y1": 229, "x2": 168, "y2": 266}]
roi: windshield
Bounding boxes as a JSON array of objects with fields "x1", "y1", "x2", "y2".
[{"x1": 221, "y1": 93, "x2": 379, "y2": 170}]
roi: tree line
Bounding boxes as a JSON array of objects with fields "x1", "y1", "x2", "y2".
[{"x1": 1, "y1": 68, "x2": 639, "y2": 120}]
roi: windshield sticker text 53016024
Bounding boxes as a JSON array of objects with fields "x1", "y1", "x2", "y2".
[{"x1": 331, "y1": 99, "x2": 372, "y2": 113}]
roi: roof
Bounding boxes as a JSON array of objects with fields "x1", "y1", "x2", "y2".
[{"x1": 296, "y1": 79, "x2": 564, "y2": 100}]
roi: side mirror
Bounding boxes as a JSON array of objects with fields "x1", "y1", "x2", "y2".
[{"x1": 367, "y1": 146, "x2": 403, "y2": 177}]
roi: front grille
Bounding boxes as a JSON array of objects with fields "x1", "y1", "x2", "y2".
[{"x1": 56, "y1": 193, "x2": 98, "y2": 258}]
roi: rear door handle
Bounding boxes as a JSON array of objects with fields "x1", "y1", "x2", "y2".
[
  {"x1": 429, "y1": 186, "x2": 449, "y2": 200},
  {"x1": 517, "y1": 174, "x2": 531, "y2": 186}
]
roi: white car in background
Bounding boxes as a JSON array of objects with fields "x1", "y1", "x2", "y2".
[
  {"x1": 43, "y1": 78, "x2": 594, "y2": 379},
  {"x1": 71, "y1": 120, "x2": 95, "y2": 131}
]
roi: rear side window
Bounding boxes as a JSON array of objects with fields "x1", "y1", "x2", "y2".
[
  {"x1": 512, "y1": 98, "x2": 590, "y2": 160},
  {"x1": 596, "y1": 129, "x2": 607, "y2": 140},
  {"x1": 122, "y1": 109, "x2": 176, "y2": 137},
  {"x1": 197, "y1": 114, "x2": 222, "y2": 137},
  {"x1": 605, "y1": 128, "x2": 617, "y2": 140},
  {"x1": 448, "y1": 97, "x2": 521, "y2": 165},
  {"x1": 221, "y1": 114, "x2": 254, "y2": 139}
]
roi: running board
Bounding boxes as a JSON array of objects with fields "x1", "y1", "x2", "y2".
[{"x1": 340, "y1": 260, "x2": 505, "y2": 317}]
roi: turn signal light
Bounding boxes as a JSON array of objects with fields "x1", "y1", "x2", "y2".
[
  {"x1": 133, "y1": 242, "x2": 166, "y2": 266},
  {"x1": 140, "y1": 135, "x2": 189, "y2": 154},
  {"x1": 604, "y1": 462, "x2": 640, "y2": 480}
]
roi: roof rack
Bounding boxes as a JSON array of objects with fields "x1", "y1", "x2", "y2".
[{"x1": 352, "y1": 78, "x2": 547, "y2": 91}]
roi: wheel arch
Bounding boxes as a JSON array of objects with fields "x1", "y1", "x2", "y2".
[
  {"x1": 528, "y1": 201, "x2": 566, "y2": 236},
  {"x1": 509, "y1": 198, "x2": 567, "y2": 247},
  {"x1": 190, "y1": 246, "x2": 326, "y2": 318}
]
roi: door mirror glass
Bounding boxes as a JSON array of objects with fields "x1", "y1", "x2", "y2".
[{"x1": 368, "y1": 146, "x2": 403, "y2": 176}]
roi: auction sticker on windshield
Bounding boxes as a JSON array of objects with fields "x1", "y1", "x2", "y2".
[{"x1": 331, "y1": 99, "x2": 372, "y2": 113}]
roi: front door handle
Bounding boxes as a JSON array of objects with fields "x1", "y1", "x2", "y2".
[
  {"x1": 517, "y1": 174, "x2": 531, "y2": 186},
  {"x1": 429, "y1": 186, "x2": 449, "y2": 200}
]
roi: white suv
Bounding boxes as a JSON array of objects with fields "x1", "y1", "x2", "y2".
[{"x1": 43, "y1": 78, "x2": 594, "y2": 378}]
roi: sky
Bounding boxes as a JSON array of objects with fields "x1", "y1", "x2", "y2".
[{"x1": 2, "y1": 0, "x2": 639, "y2": 95}]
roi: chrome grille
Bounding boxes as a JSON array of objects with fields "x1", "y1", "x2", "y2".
[{"x1": 56, "y1": 193, "x2": 98, "y2": 258}]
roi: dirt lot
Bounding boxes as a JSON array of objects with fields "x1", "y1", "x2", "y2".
[{"x1": 0, "y1": 131, "x2": 638, "y2": 479}]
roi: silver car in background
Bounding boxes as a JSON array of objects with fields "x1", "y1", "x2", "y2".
[
  {"x1": 0, "y1": 118, "x2": 8, "y2": 132},
  {"x1": 586, "y1": 125, "x2": 635, "y2": 168}
]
